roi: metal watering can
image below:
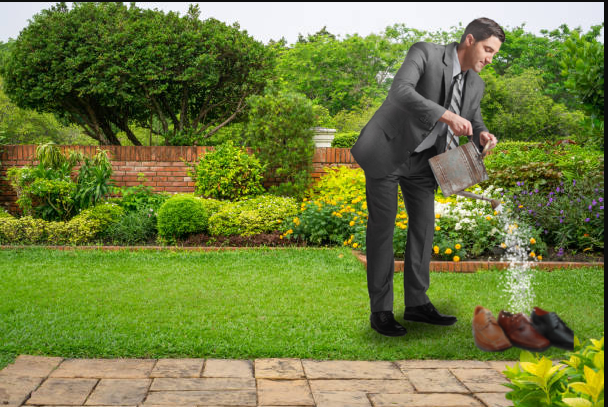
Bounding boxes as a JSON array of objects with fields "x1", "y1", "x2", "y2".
[{"x1": 429, "y1": 142, "x2": 502, "y2": 212}]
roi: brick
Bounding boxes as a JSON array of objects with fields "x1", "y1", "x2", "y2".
[
  {"x1": 151, "y1": 377, "x2": 255, "y2": 391},
  {"x1": 397, "y1": 360, "x2": 490, "y2": 370},
  {"x1": 257, "y1": 379, "x2": 314, "y2": 406},
  {"x1": 401, "y1": 369, "x2": 468, "y2": 393},
  {"x1": 450, "y1": 368, "x2": 509, "y2": 393},
  {"x1": 202, "y1": 359, "x2": 253, "y2": 378},
  {"x1": 313, "y1": 390, "x2": 372, "y2": 406},
  {"x1": 254, "y1": 358, "x2": 305, "y2": 379},
  {"x1": 309, "y1": 379, "x2": 413, "y2": 393},
  {"x1": 475, "y1": 392, "x2": 512, "y2": 407},
  {"x1": 0, "y1": 375, "x2": 43, "y2": 406},
  {"x1": 302, "y1": 360, "x2": 404, "y2": 380},
  {"x1": 150, "y1": 359, "x2": 204, "y2": 378},
  {"x1": 85, "y1": 378, "x2": 150, "y2": 405},
  {"x1": 50, "y1": 359, "x2": 155, "y2": 379},
  {"x1": 369, "y1": 393, "x2": 483, "y2": 407},
  {"x1": 144, "y1": 389, "x2": 256, "y2": 405},
  {"x1": 0, "y1": 355, "x2": 63, "y2": 377},
  {"x1": 26, "y1": 378, "x2": 97, "y2": 405}
]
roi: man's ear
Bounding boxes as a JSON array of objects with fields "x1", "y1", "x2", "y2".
[{"x1": 465, "y1": 33, "x2": 475, "y2": 46}]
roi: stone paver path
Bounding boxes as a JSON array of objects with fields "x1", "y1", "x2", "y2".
[{"x1": 0, "y1": 355, "x2": 517, "y2": 407}]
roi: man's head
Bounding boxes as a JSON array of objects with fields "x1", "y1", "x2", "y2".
[{"x1": 458, "y1": 18, "x2": 505, "y2": 73}]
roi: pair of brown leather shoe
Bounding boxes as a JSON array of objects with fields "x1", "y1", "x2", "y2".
[{"x1": 473, "y1": 306, "x2": 551, "y2": 352}]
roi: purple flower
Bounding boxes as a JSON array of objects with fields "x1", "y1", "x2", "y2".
[
  {"x1": 600, "y1": 198, "x2": 604, "y2": 203},
  {"x1": 544, "y1": 229, "x2": 548, "y2": 234},
  {"x1": 592, "y1": 200, "x2": 598, "y2": 206},
  {"x1": 516, "y1": 182, "x2": 522, "y2": 187},
  {"x1": 573, "y1": 180, "x2": 577, "y2": 186},
  {"x1": 549, "y1": 198, "x2": 554, "y2": 203},
  {"x1": 559, "y1": 218, "x2": 564, "y2": 223},
  {"x1": 534, "y1": 188, "x2": 539, "y2": 193},
  {"x1": 556, "y1": 187, "x2": 561, "y2": 193},
  {"x1": 589, "y1": 205, "x2": 593, "y2": 211},
  {"x1": 585, "y1": 218, "x2": 590, "y2": 222},
  {"x1": 601, "y1": 206, "x2": 604, "y2": 210},
  {"x1": 597, "y1": 213, "x2": 600, "y2": 218},
  {"x1": 560, "y1": 210, "x2": 564, "y2": 214},
  {"x1": 549, "y1": 192, "x2": 554, "y2": 196},
  {"x1": 557, "y1": 247, "x2": 564, "y2": 257}
]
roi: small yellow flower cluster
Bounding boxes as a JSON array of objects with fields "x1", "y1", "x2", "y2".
[
  {"x1": 434, "y1": 243, "x2": 463, "y2": 262},
  {"x1": 279, "y1": 229, "x2": 294, "y2": 239},
  {"x1": 344, "y1": 234, "x2": 358, "y2": 248}
]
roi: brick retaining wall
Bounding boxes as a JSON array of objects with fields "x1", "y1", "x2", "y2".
[{"x1": 0, "y1": 145, "x2": 359, "y2": 213}]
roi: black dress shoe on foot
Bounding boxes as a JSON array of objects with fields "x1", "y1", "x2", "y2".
[
  {"x1": 370, "y1": 311, "x2": 407, "y2": 337},
  {"x1": 403, "y1": 302, "x2": 458, "y2": 326}
]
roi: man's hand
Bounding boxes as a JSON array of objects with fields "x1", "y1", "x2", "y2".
[
  {"x1": 439, "y1": 110, "x2": 473, "y2": 137},
  {"x1": 479, "y1": 131, "x2": 498, "y2": 151}
]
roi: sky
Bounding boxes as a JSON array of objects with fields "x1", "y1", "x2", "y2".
[{"x1": 0, "y1": 2, "x2": 604, "y2": 45}]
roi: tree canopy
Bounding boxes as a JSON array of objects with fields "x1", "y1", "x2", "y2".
[{"x1": 0, "y1": 2, "x2": 273, "y2": 145}]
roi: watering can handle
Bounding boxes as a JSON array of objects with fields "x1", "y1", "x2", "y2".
[{"x1": 481, "y1": 142, "x2": 491, "y2": 158}]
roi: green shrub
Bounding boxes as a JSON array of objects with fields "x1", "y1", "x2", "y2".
[
  {"x1": 115, "y1": 176, "x2": 170, "y2": 214},
  {"x1": 504, "y1": 336, "x2": 604, "y2": 407},
  {"x1": 244, "y1": 88, "x2": 316, "y2": 199},
  {"x1": 6, "y1": 143, "x2": 115, "y2": 221},
  {"x1": 156, "y1": 194, "x2": 214, "y2": 242},
  {"x1": 504, "y1": 178, "x2": 604, "y2": 253},
  {"x1": 101, "y1": 207, "x2": 157, "y2": 245},
  {"x1": 483, "y1": 141, "x2": 604, "y2": 189},
  {"x1": 192, "y1": 141, "x2": 266, "y2": 201},
  {"x1": 309, "y1": 166, "x2": 366, "y2": 202},
  {"x1": 331, "y1": 131, "x2": 359, "y2": 148},
  {"x1": 0, "y1": 201, "x2": 122, "y2": 245},
  {"x1": 208, "y1": 195, "x2": 299, "y2": 237}
]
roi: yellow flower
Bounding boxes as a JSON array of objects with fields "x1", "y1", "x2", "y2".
[
  {"x1": 494, "y1": 210, "x2": 498, "y2": 215},
  {"x1": 435, "y1": 214, "x2": 441, "y2": 219},
  {"x1": 486, "y1": 215, "x2": 492, "y2": 221},
  {"x1": 343, "y1": 241, "x2": 348, "y2": 246},
  {"x1": 530, "y1": 252, "x2": 536, "y2": 258},
  {"x1": 518, "y1": 205, "x2": 524, "y2": 208},
  {"x1": 433, "y1": 245, "x2": 439, "y2": 253},
  {"x1": 352, "y1": 243, "x2": 359, "y2": 248},
  {"x1": 349, "y1": 221, "x2": 355, "y2": 227},
  {"x1": 279, "y1": 235, "x2": 283, "y2": 239},
  {"x1": 455, "y1": 244, "x2": 462, "y2": 250},
  {"x1": 537, "y1": 255, "x2": 543, "y2": 261},
  {"x1": 445, "y1": 248, "x2": 453, "y2": 255},
  {"x1": 435, "y1": 226, "x2": 441, "y2": 231},
  {"x1": 501, "y1": 242, "x2": 507, "y2": 249},
  {"x1": 530, "y1": 238, "x2": 536, "y2": 245},
  {"x1": 453, "y1": 256, "x2": 460, "y2": 262}
]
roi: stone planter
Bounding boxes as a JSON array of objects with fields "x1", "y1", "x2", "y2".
[{"x1": 312, "y1": 127, "x2": 336, "y2": 147}]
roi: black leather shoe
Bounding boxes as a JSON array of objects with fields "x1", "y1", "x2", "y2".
[
  {"x1": 370, "y1": 311, "x2": 407, "y2": 337},
  {"x1": 403, "y1": 302, "x2": 458, "y2": 326},
  {"x1": 531, "y1": 307, "x2": 574, "y2": 350}
]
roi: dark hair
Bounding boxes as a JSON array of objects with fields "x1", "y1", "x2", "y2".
[{"x1": 460, "y1": 18, "x2": 505, "y2": 43}]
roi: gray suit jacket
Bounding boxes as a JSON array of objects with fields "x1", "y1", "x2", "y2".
[{"x1": 351, "y1": 42, "x2": 488, "y2": 179}]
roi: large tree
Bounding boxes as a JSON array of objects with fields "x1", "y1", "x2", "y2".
[{"x1": 0, "y1": 2, "x2": 273, "y2": 145}]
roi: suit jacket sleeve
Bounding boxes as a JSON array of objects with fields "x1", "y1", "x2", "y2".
[
  {"x1": 387, "y1": 42, "x2": 447, "y2": 128},
  {"x1": 470, "y1": 88, "x2": 489, "y2": 151}
]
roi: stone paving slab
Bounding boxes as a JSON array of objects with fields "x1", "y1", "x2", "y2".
[
  {"x1": 0, "y1": 355, "x2": 516, "y2": 406},
  {"x1": 26, "y1": 378, "x2": 98, "y2": 405},
  {"x1": 302, "y1": 360, "x2": 404, "y2": 379},
  {"x1": 50, "y1": 359, "x2": 156, "y2": 379},
  {"x1": 0, "y1": 375, "x2": 43, "y2": 407},
  {"x1": 0, "y1": 355, "x2": 64, "y2": 378},
  {"x1": 150, "y1": 359, "x2": 204, "y2": 378}
]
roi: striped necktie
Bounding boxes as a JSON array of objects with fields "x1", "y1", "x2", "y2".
[{"x1": 446, "y1": 72, "x2": 463, "y2": 151}]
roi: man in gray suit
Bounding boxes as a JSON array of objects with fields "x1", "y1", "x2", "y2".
[{"x1": 351, "y1": 18, "x2": 504, "y2": 337}]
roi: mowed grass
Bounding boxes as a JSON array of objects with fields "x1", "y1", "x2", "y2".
[{"x1": 0, "y1": 247, "x2": 604, "y2": 369}]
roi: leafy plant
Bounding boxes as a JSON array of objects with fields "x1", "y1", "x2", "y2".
[
  {"x1": 208, "y1": 195, "x2": 298, "y2": 237},
  {"x1": 114, "y1": 174, "x2": 169, "y2": 214},
  {"x1": 504, "y1": 336, "x2": 604, "y2": 407},
  {"x1": 191, "y1": 141, "x2": 266, "y2": 201},
  {"x1": 331, "y1": 131, "x2": 360, "y2": 148},
  {"x1": 244, "y1": 88, "x2": 316, "y2": 199},
  {"x1": 156, "y1": 194, "x2": 216, "y2": 243}
]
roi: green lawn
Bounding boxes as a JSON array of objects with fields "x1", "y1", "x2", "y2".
[{"x1": 0, "y1": 247, "x2": 604, "y2": 370}]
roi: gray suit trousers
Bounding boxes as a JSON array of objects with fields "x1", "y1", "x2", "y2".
[{"x1": 364, "y1": 146, "x2": 437, "y2": 313}]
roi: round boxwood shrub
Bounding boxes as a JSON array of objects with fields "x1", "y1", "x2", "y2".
[
  {"x1": 192, "y1": 140, "x2": 266, "y2": 201},
  {"x1": 156, "y1": 194, "x2": 218, "y2": 242}
]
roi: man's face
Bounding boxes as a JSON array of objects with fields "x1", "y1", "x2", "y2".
[{"x1": 465, "y1": 34, "x2": 502, "y2": 73}]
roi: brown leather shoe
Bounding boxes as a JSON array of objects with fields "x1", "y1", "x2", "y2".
[
  {"x1": 472, "y1": 306, "x2": 512, "y2": 352},
  {"x1": 498, "y1": 310, "x2": 551, "y2": 352}
]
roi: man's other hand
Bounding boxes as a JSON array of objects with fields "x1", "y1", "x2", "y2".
[{"x1": 480, "y1": 131, "x2": 498, "y2": 151}]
